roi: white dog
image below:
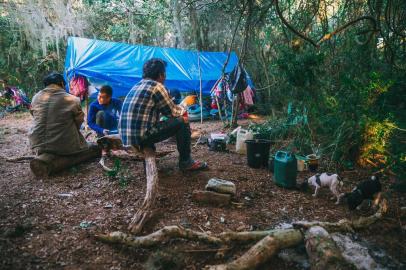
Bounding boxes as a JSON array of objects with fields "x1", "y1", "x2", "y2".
[{"x1": 305, "y1": 173, "x2": 343, "y2": 204}]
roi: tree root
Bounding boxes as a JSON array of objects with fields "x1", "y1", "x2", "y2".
[
  {"x1": 97, "y1": 190, "x2": 389, "y2": 270},
  {"x1": 293, "y1": 195, "x2": 388, "y2": 233},
  {"x1": 96, "y1": 225, "x2": 223, "y2": 247}
]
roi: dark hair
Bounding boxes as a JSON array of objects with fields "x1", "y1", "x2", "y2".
[
  {"x1": 100, "y1": 85, "x2": 113, "y2": 96},
  {"x1": 43, "y1": 72, "x2": 65, "y2": 87},
  {"x1": 142, "y1": 58, "x2": 167, "y2": 80}
]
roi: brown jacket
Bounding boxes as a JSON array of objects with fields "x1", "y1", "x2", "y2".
[{"x1": 29, "y1": 84, "x2": 88, "y2": 155}]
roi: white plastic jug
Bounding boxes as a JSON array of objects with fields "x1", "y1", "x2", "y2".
[{"x1": 236, "y1": 128, "x2": 253, "y2": 154}]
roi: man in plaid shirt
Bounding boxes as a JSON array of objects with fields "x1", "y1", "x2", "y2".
[{"x1": 119, "y1": 58, "x2": 207, "y2": 170}]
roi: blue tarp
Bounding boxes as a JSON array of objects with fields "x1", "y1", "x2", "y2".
[{"x1": 64, "y1": 37, "x2": 242, "y2": 98}]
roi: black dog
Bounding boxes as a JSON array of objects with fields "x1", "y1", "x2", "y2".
[{"x1": 342, "y1": 174, "x2": 382, "y2": 210}]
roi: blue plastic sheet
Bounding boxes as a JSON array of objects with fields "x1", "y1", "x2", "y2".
[{"x1": 64, "y1": 37, "x2": 244, "y2": 98}]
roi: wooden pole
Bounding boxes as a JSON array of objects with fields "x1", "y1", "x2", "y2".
[
  {"x1": 197, "y1": 51, "x2": 203, "y2": 124},
  {"x1": 85, "y1": 95, "x2": 89, "y2": 131}
]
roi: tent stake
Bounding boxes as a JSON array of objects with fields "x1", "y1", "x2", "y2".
[{"x1": 197, "y1": 51, "x2": 203, "y2": 124}]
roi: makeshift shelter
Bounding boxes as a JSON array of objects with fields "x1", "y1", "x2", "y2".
[{"x1": 64, "y1": 37, "x2": 250, "y2": 98}]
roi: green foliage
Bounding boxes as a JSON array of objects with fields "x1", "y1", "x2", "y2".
[{"x1": 106, "y1": 159, "x2": 132, "y2": 188}]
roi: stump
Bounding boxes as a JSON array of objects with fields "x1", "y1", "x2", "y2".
[
  {"x1": 128, "y1": 147, "x2": 158, "y2": 234},
  {"x1": 30, "y1": 144, "x2": 101, "y2": 177}
]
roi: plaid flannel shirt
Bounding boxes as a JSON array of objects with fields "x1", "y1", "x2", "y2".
[{"x1": 119, "y1": 79, "x2": 183, "y2": 146}]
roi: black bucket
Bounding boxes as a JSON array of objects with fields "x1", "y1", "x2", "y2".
[{"x1": 246, "y1": 139, "x2": 271, "y2": 168}]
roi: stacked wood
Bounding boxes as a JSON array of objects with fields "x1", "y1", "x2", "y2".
[{"x1": 30, "y1": 144, "x2": 101, "y2": 177}]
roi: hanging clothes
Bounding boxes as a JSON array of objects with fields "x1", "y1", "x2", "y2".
[
  {"x1": 242, "y1": 85, "x2": 254, "y2": 106},
  {"x1": 69, "y1": 76, "x2": 89, "y2": 101}
]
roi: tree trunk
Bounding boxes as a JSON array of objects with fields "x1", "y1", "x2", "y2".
[
  {"x1": 171, "y1": 0, "x2": 185, "y2": 48},
  {"x1": 189, "y1": 3, "x2": 202, "y2": 50},
  {"x1": 304, "y1": 226, "x2": 356, "y2": 270},
  {"x1": 30, "y1": 144, "x2": 101, "y2": 177},
  {"x1": 128, "y1": 148, "x2": 158, "y2": 235}
]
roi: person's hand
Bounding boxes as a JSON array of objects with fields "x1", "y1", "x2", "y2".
[{"x1": 103, "y1": 129, "x2": 109, "y2": 136}]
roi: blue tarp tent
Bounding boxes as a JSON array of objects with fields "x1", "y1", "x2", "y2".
[{"x1": 64, "y1": 37, "x2": 243, "y2": 98}]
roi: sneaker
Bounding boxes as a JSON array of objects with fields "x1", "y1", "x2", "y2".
[{"x1": 180, "y1": 160, "x2": 208, "y2": 171}]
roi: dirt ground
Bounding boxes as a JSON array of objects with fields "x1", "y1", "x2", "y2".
[{"x1": 0, "y1": 112, "x2": 405, "y2": 270}]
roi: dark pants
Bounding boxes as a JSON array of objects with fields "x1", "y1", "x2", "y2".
[
  {"x1": 140, "y1": 117, "x2": 192, "y2": 166},
  {"x1": 96, "y1": 111, "x2": 118, "y2": 133}
]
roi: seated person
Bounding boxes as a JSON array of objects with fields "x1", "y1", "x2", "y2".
[
  {"x1": 118, "y1": 58, "x2": 207, "y2": 171},
  {"x1": 88, "y1": 85, "x2": 122, "y2": 136},
  {"x1": 29, "y1": 72, "x2": 89, "y2": 155}
]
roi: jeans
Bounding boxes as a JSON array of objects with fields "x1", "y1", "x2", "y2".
[{"x1": 140, "y1": 117, "x2": 192, "y2": 166}]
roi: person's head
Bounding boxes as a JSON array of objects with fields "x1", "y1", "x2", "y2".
[
  {"x1": 43, "y1": 72, "x2": 65, "y2": 88},
  {"x1": 98, "y1": 85, "x2": 112, "y2": 105},
  {"x1": 142, "y1": 58, "x2": 167, "y2": 83}
]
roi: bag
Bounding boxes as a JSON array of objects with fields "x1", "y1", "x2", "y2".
[{"x1": 229, "y1": 63, "x2": 248, "y2": 94}]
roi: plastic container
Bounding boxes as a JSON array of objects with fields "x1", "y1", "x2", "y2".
[
  {"x1": 295, "y1": 155, "x2": 308, "y2": 171},
  {"x1": 245, "y1": 139, "x2": 271, "y2": 168},
  {"x1": 236, "y1": 128, "x2": 254, "y2": 154},
  {"x1": 306, "y1": 154, "x2": 319, "y2": 172},
  {"x1": 273, "y1": 151, "x2": 297, "y2": 188}
]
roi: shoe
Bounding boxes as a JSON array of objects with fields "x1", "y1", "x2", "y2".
[{"x1": 180, "y1": 160, "x2": 208, "y2": 171}]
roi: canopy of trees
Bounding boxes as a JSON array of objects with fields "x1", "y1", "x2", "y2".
[{"x1": 0, "y1": 0, "x2": 405, "y2": 179}]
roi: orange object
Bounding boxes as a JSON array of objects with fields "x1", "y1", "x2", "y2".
[{"x1": 182, "y1": 95, "x2": 197, "y2": 106}]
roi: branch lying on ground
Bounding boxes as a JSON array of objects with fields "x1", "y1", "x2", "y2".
[
  {"x1": 97, "y1": 189, "x2": 389, "y2": 269},
  {"x1": 96, "y1": 225, "x2": 223, "y2": 247},
  {"x1": 294, "y1": 194, "x2": 388, "y2": 233}
]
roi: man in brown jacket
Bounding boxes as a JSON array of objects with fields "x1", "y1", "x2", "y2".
[{"x1": 29, "y1": 72, "x2": 88, "y2": 155}]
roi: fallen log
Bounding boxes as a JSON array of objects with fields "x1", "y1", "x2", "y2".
[
  {"x1": 205, "y1": 229, "x2": 303, "y2": 270},
  {"x1": 305, "y1": 226, "x2": 355, "y2": 270},
  {"x1": 128, "y1": 148, "x2": 158, "y2": 234},
  {"x1": 30, "y1": 144, "x2": 101, "y2": 177}
]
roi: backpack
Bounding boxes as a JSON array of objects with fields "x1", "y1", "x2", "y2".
[{"x1": 228, "y1": 63, "x2": 248, "y2": 94}]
